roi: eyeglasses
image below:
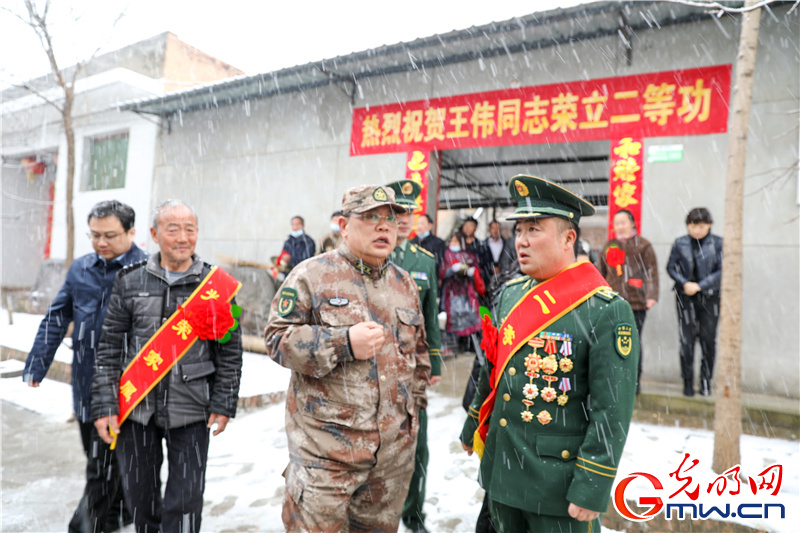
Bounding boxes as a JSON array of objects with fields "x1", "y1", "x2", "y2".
[
  {"x1": 87, "y1": 231, "x2": 124, "y2": 242},
  {"x1": 350, "y1": 213, "x2": 397, "y2": 225}
]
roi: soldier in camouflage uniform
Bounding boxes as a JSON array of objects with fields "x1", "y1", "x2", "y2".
[
  {"x1": 385, "y1": 180, "x2": 441, "y2": 533},
  {"x1": 265, "y1": 184, "x2": 431, "y2": 532},
  {"x1": 460, "y1": 175, "x2": 639, "y2": 533}
]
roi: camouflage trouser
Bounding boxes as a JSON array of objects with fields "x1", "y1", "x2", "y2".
[{"x1": 282, "y1": 439, "x2": 416, "y2": 532}]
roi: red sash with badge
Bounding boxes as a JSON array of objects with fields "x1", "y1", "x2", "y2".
[
  {"x1": 473, "y1": 261, "x2": 609, "y2": 459},
  {"x1": 114, "y1": 266, "x2": 241, "y2": 431}
]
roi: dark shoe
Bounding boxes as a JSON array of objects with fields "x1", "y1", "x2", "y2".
[
  {"x1": 683, "y1": 381, "x2": 695, "y2": 397},
  {"x1": 699, "y1": 380, "x2": 711, "y2": 396}
]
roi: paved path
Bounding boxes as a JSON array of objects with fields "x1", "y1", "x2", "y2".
[{"x1": 1, "y1": 402, "x2": 116, "y2": 532}]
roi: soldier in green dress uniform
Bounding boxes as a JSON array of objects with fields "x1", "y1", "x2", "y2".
[
  {"x1": 386, "y1": 180, "x2": 442, "y2": 533},
  {"x1": 460, "y1": 175, "x2": 639, "y2": 533}
]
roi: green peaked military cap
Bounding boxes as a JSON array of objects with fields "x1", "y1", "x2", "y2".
[
  {"x1": 385, "y1": 179, "x2": 421, "y2": 210},
  {"x1": 506, "y1": 174, "x2": 596, "y2": 224}
]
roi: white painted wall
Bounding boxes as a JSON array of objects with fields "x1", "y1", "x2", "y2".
[
  {"x1": 149, "y1": 7, "x2": 798, "y2": 396},
  {"x1": 1, "y1": 69, "x2": 161, "y2": 284}
]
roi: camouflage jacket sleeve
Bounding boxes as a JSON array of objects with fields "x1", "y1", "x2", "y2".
[
  {"x1": 566, "y1": 297, "x2": 639, "y2": 513},
  {"x1": 404, "y1": 272, "x2": 432, "y2": 410},
  {"x1": 264, "y1": 273, "x2": 354, "y2": 379}
]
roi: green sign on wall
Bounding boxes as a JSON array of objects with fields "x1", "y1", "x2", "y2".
[{"x1": 647, "y1": 144, "x2": 684, "y2": 163}]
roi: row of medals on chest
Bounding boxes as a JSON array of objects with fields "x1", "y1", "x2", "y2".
[{"x1": 510, "y1": 332, "x2": 574, "y2": 426}]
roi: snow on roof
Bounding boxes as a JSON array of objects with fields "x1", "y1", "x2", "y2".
[{"x1": 116, "y1": 1, "x2": 719, "y2": 116}]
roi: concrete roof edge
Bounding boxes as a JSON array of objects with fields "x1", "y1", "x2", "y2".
[{"x1": 115, "y1": 0, "x2": 776, "y2": 116}]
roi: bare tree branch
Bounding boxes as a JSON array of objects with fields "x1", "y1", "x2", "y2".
[
  {"x1": 0, "y1": 5, "x2": 33, "y2": 26},
  {"x1": 744, "y1": 161, "x2": 800, "y2": 196},
  {"x1": 71, "y1": 4, "x2": 128, "y2": 87},
  {"x1": 16, "y1": 82, "x2": 65, "y2": 113},
  {"x1": 663, "y1": 0, "x2": 789, "y2": 17},
  {"x1": 22, "y1": 0, "x2": 68, "y2": 90}
]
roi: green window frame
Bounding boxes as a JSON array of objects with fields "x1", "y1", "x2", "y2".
[{"x1": 86, "y1": 132, "x2": 128, "y2": 190}]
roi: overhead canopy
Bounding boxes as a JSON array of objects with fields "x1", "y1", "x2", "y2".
[
  {"x1": 436, "y1": 141, "x2": 611, "y2": 210},
  {"x1": 116, "y1": 1, "x2": 746, "y2": 210},
  {"x1": 118, "y1": 1, "x2": 728, "y2": 117}
]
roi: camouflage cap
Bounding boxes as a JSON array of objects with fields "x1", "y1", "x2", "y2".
[
  {"x1": 385, "y1": 180, "x2": 421, "y2": 211},
  {"x1": 341, "y1": 185, "x2": 406, "y2": 215},
  {"x1": 506, "y1": 174, "x2": 596, "y2": 224}
]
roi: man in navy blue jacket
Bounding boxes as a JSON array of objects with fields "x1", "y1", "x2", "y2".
[
  {"x1": 667, "y1": 207, "x2": 723, "y2": 397},
  {"x1": 23, "y1": 200, "x2": 146, "y2": 533}
]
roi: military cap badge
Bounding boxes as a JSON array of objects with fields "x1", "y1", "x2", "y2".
[
  {"x1": 373, "y1": 187, "x2": 388, "y2": 202},
  {"x1": 506, "y1": 174, "x2": 596, "y2": 223},
  {"x1": 385, "y1": 179, "x2": 421, "y2": 210}
]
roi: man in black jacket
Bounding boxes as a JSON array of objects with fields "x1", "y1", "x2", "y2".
[
  {"x1": 281, "y1": 215, "x2": 317, "y2": 270},
  {"x1": 92, "y1": 200, "x2": 243, "y2": 533},
  {"x1": 411, "y1": 213, "x2": 446, "y2": 274},
  {"x1": 24, "y1": 200, "x2": 145, "y2": 533},
  {"x1": 666, "y1": 207, "x2": 723, "y2": 397}
]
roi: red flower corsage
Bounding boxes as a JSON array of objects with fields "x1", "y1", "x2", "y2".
[{"x1": 185, "y1": 299, "x2": 236, "y2": 341}]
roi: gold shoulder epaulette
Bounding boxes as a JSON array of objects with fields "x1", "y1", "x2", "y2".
[
  {"x1": 507, "y1": 276, "x2": 528, "y2": 286},
  {"x1": 595, "y1": 287, "x2": 619, "y2": 302},
  {"x1": 417, "y1": 246, "x2": 434, "y2": 258}
]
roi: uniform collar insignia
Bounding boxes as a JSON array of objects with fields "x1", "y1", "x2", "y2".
[{"x1": 338, "y1": 244, "x2": 389, "y2": 280}]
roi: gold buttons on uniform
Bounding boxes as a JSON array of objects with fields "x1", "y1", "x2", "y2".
[
  {"x1": 499, "y1": 418, "x2": 508, "y2": 427},
  {"x1": 561, "y1": 450, "x2": 571, "y2": 459},
  {"x1": 508, "y1": 367, "x2": 517, "y2": 376},
  {"x1": 503, "y1": 393, "x2": 511, "y2": 402},
  {"x1": 380, "y1": 375, "x2": 386, "y2": 382}
]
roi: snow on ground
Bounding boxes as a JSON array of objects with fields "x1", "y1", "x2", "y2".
[
  {"x1": 2, "y1": 309, "x2": 799, "y2": 531},
  {"x1": 1, "y1": 309, "x2": 74, "y2": 363}
]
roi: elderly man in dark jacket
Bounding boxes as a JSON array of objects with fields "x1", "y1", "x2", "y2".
[
  {"x1": 24, "y1": 200, "x2": 145, "y2": 533},
  {"x1": 91, "y1": 200, "x2": 242, "y2": 533},
  {"x1": 667, "y1": 207, "x2": 723, "y2": 397}
]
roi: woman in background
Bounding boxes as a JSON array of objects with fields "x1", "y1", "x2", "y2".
[
  {"x1": 441, "y1": 231, "x2": 485, "y2": 340},
  {"x1": 599, "y1": 209, "x2": 659, "y2": 393}
]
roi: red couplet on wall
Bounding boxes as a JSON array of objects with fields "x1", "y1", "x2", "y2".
[
  {"x1": 405, "y1": 150, "x2": 429, "y2": 236},
  {"x1": 607, "y1": 138, "x2": 644, "y2": 240}
]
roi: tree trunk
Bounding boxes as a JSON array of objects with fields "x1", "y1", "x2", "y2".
[
  {"x1": 63, "y1": 89, "x2": 75, "y2": 268},
  {"x1": 712, "y1": 0, "x2": 761, "y2": 474}
]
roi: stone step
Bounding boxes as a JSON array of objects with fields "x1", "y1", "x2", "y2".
[{"x1": 0, "y1": 359, "x2": 25, "y2": 378}]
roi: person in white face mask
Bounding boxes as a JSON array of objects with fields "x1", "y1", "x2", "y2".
[
  {"x1": 440, "y1": 231, "x2": 485, "y2": 339},
  {"x1": 281, "y1": 215, "x2": 317, "y2": 270},
  {"x1": 318, "y1": 211, "x2": 344, "y2": 253}
]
